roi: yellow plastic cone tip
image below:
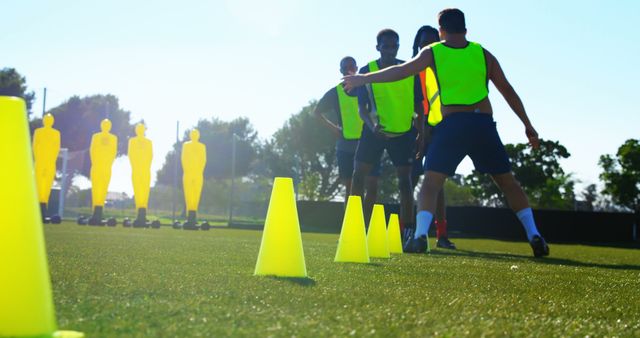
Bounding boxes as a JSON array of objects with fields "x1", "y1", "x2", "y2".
[
  {"x1": 254, "y1": 177, "x2": 307, "y2": 277},
  {"x1": 0, "y1": 96, "x2": 82, "y2": 338},
  {"x1": 335, "y1": 195, "x2": 370, "y2": 263},
  {"x1": 387, "y1": 213, "x2": 403, "y2": 254},
  {"x1": 367, "y1": 204, "x2": 390, "y2": 258}
]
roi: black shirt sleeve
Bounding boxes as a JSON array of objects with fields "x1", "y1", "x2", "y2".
[
  {"x1": 356, "y1": 64, "x2": 372, "y2": 109},
  {"x1": 316, "y1": 87, "x2": 340, "y2": 124},
  {"x1": 316, "y1": 87, "x2": 339, "y2": 114}
]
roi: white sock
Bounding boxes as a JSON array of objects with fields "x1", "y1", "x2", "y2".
[
  {"x1": 516, "y1": 208, "x2": 540, "y2": 241},
  {"x1": 414, "y1": 210, "x2": 433, "y2": 239}
]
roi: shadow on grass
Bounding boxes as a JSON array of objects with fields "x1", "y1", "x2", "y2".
[
  {"x1": 335, "y1": 262, "x2": 385, "y2": 267},
  {"x1": 447, "y1": 233, "x2": 640, "y2": 250},
  {"x1": 430, "y1": 249, "x2": 640, "y2": 271},
  {"x1": 269, "y1": 276, "x2": 316, "y2": 287}
]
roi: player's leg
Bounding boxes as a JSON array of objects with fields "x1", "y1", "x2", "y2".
[
  {"x1": 407, "y1": 153, "x2": 423, "y2": 240},
  {"x1": 434, "y1": 188, "x2": 456, "y2": 249},
  {"x1": 336, "y1": 150, "x2": 355, "y2": 206},
  {"x1": 350, "y1": 162, "x2": 372, "y2": 199},
  {"x1": 364, "y1": 159, "x2": 381, "y2": 222},
  {"x1": 407, "y1": 116, "x2": 467, "y2": 253},
  {"x1": 469, "y1": 114, "x2": 549, "y2": 257},
  {"x1": 491, "y1": 172, "x2": 548, "y2": 257},
  {"x1": 416, "y1": 171, "x2": 447, "y2": 234},
  {"x1": 352, "y1": 127, "x2": 384, "y2": 221},
  {"x1": 411, "y1": 155, "x2": 423, "y2": 192},
  {"x1": 386, "y1": 129, "x2": 419, "y2": 234},
  {"x1": 395, "y1": 165, "x2": 414, "y2": 231},
  {"x1": 424, "y1": 125, "x2": 455, "y2": 249}
]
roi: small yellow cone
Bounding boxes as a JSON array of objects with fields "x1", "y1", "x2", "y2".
[
  {"x1": 367, "y1": 204, "x2": 390, "y2": 258},
  {"x1": 387, "y1": 213, "x2": 403, "y2": 254},
  {"x1": 254, "y1": 177, "x2": 307, "y2": 277},
  {"x1": 0, "y1": 96, "x2": 83, "y2": 338},
  {"x1": 334, "y1": 196, "x2": 369, "y2": 263}
]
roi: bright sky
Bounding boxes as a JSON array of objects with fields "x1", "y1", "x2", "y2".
[{"x1": 3, "y1": 0, "x2": 639, "y2": 196}]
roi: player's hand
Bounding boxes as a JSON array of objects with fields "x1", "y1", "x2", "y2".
[
  {"x1": 342, "y1": 74, "x2": 366, "y2": 92},
  {"x1": 373, "y1": 123, "x2": 388, "y2": 140},
  {"x1": 525, "y1": 125, "x2": 540, "y2": 149}
]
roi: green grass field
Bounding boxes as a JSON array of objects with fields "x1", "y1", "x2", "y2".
[{"x1": 44, "y1": 222, "x2": 640, "y2": 337}]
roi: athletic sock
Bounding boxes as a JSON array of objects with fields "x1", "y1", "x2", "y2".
[
  {"x1": 435, "y1": 219, "x2": 448, "y2": 239},
  {"x1": 414, "y1": 211, "x2": 434, "y2": 239},
  {"x1": 516, "y1": 207, "x2": 540, "y2": 241}
]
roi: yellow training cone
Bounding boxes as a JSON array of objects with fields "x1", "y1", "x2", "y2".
[
  {"x1": 254, "y1": 177, "x2": 307, "y2": 277},
  {"x1": 334, "y1": 196, "x2": 369, "y2": 263},
  {"x1": 0, "y1": 96, "x2": 83, "y2": 338},
  {"x1": 387, "y1": 213, "x2": 403, "y2": 254},
  {"x1": 367, "y1": 204, "x2": 390, "y2": 258}
]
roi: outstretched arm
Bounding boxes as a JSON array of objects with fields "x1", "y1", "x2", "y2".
[
  {"x1": 342, "y1": 48, "x2": 434, "y2": 91},
  {"x1": 486, "y1": 49, "x2": 540, "y2": 149}
]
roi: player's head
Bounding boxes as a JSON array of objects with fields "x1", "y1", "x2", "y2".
[
  {"x1": 376, "y1": 29, "x2": 399, "y2": 62},
  {"x1": 412, "y1": 25, "x2": 439, "y2": 57},
  {"x1": 438, "y1": 8, "x2": 466, "y2": 39},
  {"x1": 339, "y1": 56, "x2": 357, "y2": 76},
  {"x1": 135, "y1": 123, "x2": 145, "y2": 137},
  {"x1": 100, "y1": 119, "x2": 112, "y2": 132},
  {"x1": 43, "y1": 113, "x2": 54, "y2": 127},
  {"x1": 190, "y1": 129, "x2": 200, "y2": 141}
]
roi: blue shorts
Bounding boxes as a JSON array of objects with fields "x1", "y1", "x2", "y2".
[
  {"x1": 337, "y1": 149, "x2": 381, "y2": 179},
  {"x1": 356, "y1": 127, "x2": 416, "y2": 167},
  {"x1": 425, "y1": 113, "x2": 511, "y2": 176}
]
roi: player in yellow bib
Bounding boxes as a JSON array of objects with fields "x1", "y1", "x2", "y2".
[
  {"x1": 350, "y1": 29, "x2": 425, "y2": 234},
  {"x1": 343, "y1": 9, "x2": 549, "y2": 257},
  {"x1": 313, "y1": 57, "x2": 381, "y2": 213},
  {"x1": 410, "y1": 25, "x2": 455, "y2": 250}
]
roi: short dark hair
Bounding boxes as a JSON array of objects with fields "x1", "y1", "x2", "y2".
[
  {"x1": 340, "y1": 56, "x2": 356, "y2": 67},
  {"x1": 412, "y1": 25, "x2": 439, "y2": 57},
  {"x1": 376, "y1": 29, "x2": 399, "y2": 44},
  {"x1": 438, "y1": 8, "x2": 466, "y2": 34}
]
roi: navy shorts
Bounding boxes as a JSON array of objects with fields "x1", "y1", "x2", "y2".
[
  {"x1": 425, "y1": 113, "x2": 511, "y2": 176},
  {"x1": 356, "y1": 127, "x2": 416, "y2": 167},
  {"x1": 337, "y1": 149, "x2": 381, "y2": 179}
]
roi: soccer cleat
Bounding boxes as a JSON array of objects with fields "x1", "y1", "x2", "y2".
[
  {"x1": 529, "y1": 235, "x2": 550, "y2": 257},
  {"x1": 402, "y1": 227, "x2": 415, "y2": 243},
  {"x1": 436, "y1": 237, "x2": 457, "y2": 250},
  {"x1": 403, "y1": 235, "x2": 429, "y2": 254}
]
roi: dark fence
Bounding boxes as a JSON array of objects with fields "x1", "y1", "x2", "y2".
[{"x1": 292, "y1": 202, "x2": 637, "y2": 243}]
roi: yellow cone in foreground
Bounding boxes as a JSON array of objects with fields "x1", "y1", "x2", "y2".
[
  {"x1": 387, "y1": 213, "x2": 403, "y2": 254},
  {"x1": 254, "y1": 177, "x2": 307, "y2": 277},
  {"x1": 334, "y1": 196, "x2": 369, "y2": 263},
  {"x1": 0, "y1": 96, "x2": 83, "y2": 338},
  {"x1": 367, "y1": 204, "x2": 390, "y2": 258}
]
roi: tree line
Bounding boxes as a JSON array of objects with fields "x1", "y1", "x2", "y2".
[{"x1": 3, "y1": 67, "x2": 638, "y2": 213}]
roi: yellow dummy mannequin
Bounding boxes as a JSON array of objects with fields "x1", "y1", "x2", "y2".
[
  {"x1": 128, "y1": 123, "x2": 153, "y2": 227},
  {"x1": 32, "y1": 114, "x2": 60, "y2": 223},
  {"x1": 88, "y1": 119, "x2": 117, "y2": 225},
  {"x1": 181, "y1": 129, "x2": 206, "y2": 229}
]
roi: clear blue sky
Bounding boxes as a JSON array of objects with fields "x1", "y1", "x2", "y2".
[{"x1": 2, "y1": 0, "x2": 639, "y2": 195}]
